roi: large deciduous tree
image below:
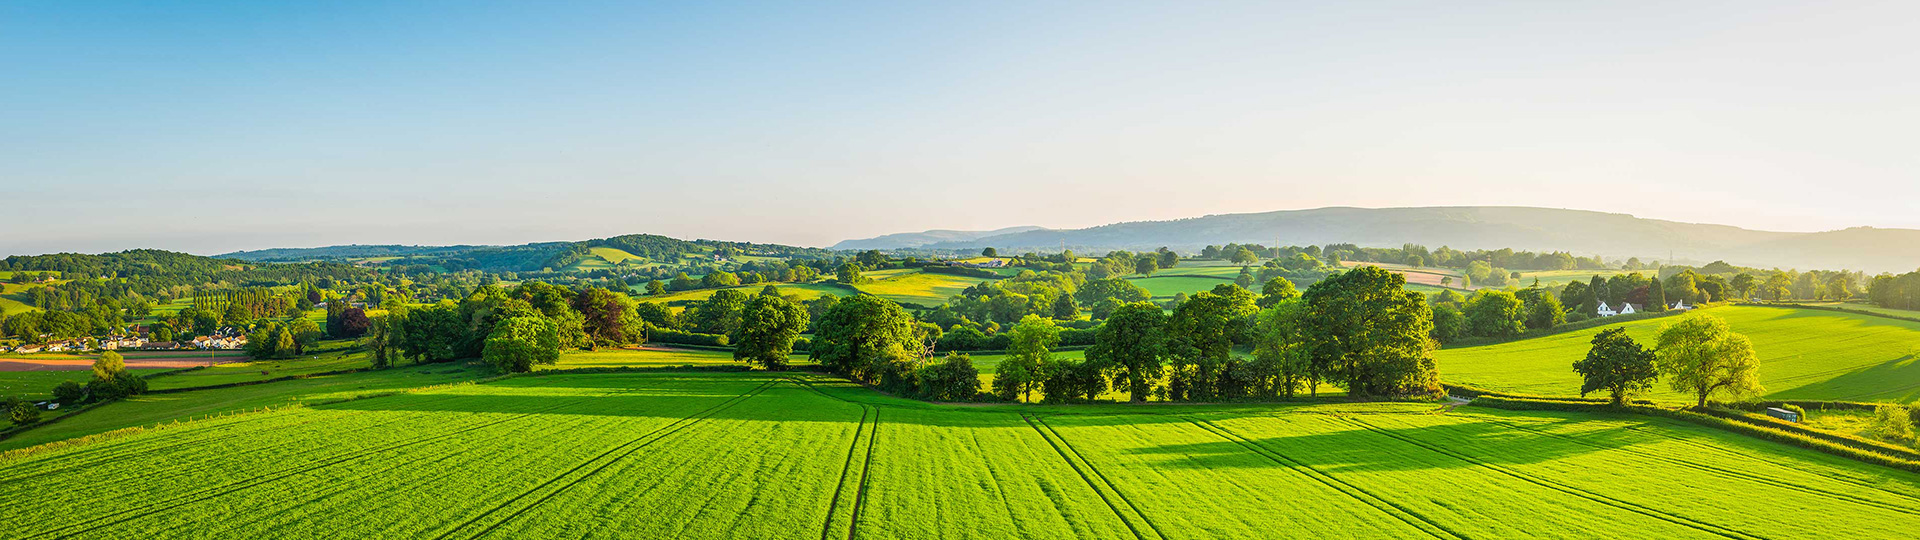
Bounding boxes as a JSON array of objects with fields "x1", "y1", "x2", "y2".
[
  {"x1": 1572, "y1": 328, "x2": 1658, "y2": 405},
  {"x1": 483, "y1": 316, "x2": 561, "y2": 373},
  {"x1": 1089, "y1": 302, "x2": 1166, "y2": 403},
  {"x1": 572, "y1": 287, "x2": 642, "y2": 347},
  {"x1": 1298, "y1": 265, "x2": 1439, "y2": 398},
  {"x1": 733, "y1": 296, "x2": 809, "y2": 370},
  {"x1": 1464, "y1": 290, "x2": 1525, "y2": 337},
  {"x1": 1654, "y1": 314, "x2": 1761, "y2": 408},
  {"x1": 811, "y1": 295, "x2": 919, "y2": 383},
  {"x1": 993, "y1": 315, "x2": 1058, "y2": 403}
]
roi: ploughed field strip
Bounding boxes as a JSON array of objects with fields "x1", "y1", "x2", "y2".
[{"x1": 3, "y1": 373, "x2": 1918, "y2": 539}]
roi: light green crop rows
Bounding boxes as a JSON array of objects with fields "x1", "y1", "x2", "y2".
[
  {"x1": 1436, "y1": 305, "x2": 1920, "y2": 402},
  {"x1": 3, "y1": 372, "x2": 1916, "y2": 539}
]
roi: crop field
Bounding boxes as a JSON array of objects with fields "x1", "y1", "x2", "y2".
[
  {"x1": 856, "y1": 270, "x2": 992, "y2": 307},
  {"x1": 1436, "y1": 305, "x2": 1920, "y2": 403},
  {"x1": 0, "y1": 363, "x2": 489, "y2": 452},
  {"x1": 1125, "y1": 275, "x2": 1235, "y2": 299},
  {"x1": 637, "y1": 282, "x2": 853, "y2": 306},
  {"x1": 1517, "y1": 269, "x2": 1633, "y2": 289},
  {"x1": 3, "y1": 371, "x2": 1915, "y2": 539},
  {"x1": 1156, "y1": 264, "x2": 1256, "y2": 278},
  {"x1": 1338, "y1": 262, "x2": 1468, "y2": 290}
]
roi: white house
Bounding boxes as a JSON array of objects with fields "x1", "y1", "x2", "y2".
[{"x1": 1597, "y1": 301, "x2": 1639, "y2": 317}]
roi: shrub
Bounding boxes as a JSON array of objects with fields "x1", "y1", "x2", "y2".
[
  {"x1": 916, "y1": 353, "x2": 982, "y2": 402},
  {"x1": 87, "y1": 372, "x2": 148, "y2": 401},
  {"x1": 648, "y1": 329, "x2": 730, "y2": 347},
  {"x1": 3, "y1": 396, "x2": 39, "y2": 426},
  {"x1": 1058, "y1": 327, "x2": 1099, "y2": 347},
  {"x1": 52, "y1": 380, "x2": 85, "y2": 404},
  {"x1": 1871, "y1": 403, "x2": 1916, "y2": 444},
  {"x1": 935, "y1": 327, "x2": 987, "y2": 352}
]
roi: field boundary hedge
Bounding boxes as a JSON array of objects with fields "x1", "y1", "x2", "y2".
[
  {"x1": 1466, "y1": 396, "x2": 1920, "y2": 473},
  {"x1": 647, "y1": 329, "x2": 729, "y2": 347},
  {"x1": 919, "y1": 265, "x2": 1003, "y2": 279},
  {"x1": 1442, "y1": 383, "x2": 1657, "y2": 405},
  {"x1": 144, "y1": 367, "x2": 376, "y2": 394}
]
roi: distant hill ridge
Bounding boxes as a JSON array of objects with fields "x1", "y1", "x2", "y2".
[
  {"x1": 218, "y1": 234, "x2": 837, "y2": 273},
  {"x1": 850, "y1": 206, "x2": 1920, "y2": 273},
  {"x1": 830, "y1": 226, "x2": 1049, "y2": 251}
]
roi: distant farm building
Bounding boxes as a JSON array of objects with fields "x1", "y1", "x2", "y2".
[{"x1": 1597, "y1": 301, "x2": 1639, "y2": 317}]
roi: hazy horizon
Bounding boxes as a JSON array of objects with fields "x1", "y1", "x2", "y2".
[{"x1": 6, "y1": 1, "x2": 1919, "y2": 256}]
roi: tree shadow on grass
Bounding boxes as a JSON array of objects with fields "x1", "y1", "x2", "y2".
[
  {"x1": 1108, "y1": 413, "x2": 1639, "y2": 472},
  {"x1": 1767, "y1": 353, "x2": 1920, "y2": 403}
]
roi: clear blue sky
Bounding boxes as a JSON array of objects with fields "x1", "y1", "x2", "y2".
[{"x1": 3, "y1": 1, "x2": 1917, "y2": 256}]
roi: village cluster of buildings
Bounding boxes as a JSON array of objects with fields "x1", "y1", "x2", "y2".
[
  {"x1": 1595, "y1": 300, "x2": 1690, "y2": 317},
  {"x1": 3, "y1": 328, "x2": 247, "y2": 354},
  {"x1": 948, "y1": 259, "x2": 1007, "y2": 269}
]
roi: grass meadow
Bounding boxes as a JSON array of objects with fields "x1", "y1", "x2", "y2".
[
  {"x1": 2, "y1": 371, "x2": 1915, "y2": 539},
  {"x1": 1124, "y1": 275, "x2": 1235, "y2": 300},
  {"x1": 0, "y1": 369, "x2": 167, "y2": 401},
  {"x1": 855, "y1": 270, "x2": 992, "y2": 307},
  {"x1": 636, "y1": 282, "x2": 854, "y2": 306},
  {"x1": 1435, "y1": 305, "x2": 1920, "y2": 403}
]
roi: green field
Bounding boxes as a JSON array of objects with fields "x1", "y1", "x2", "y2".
[
  {"x1": 1154, "y1": 264, "x2": 1257, "y2": 278},
  {"x1": 0, "y1": 363, "x2": 490, "y2": 451},
  {"x1": 143, "y1": 342, "x2": 373, "y2": 391},
  {"x1": 0, "y1": 282, "x2": 43, "y2": 314},
  {"x1": 1436, "y1": 305, "x2": 1920, "y2": 403},
  {"x1": 0, "y1": 369, "x2": 167, "y2": 401},
  {"x1": 1517, "y1": 269, "x2": 1633, "y2": 289},
  {"x1": 1124, "y1": 275, "x2": 1235, "y2": 299},
  {"x1": 1801, "y1": 302, "x2": 1920, "y2": 320},
  {"x1": 855, "y1": 270, "x2": 992, "y2": 307},
  {"x1": 638, "y1": 282, "x2": 853, "y2": 306},
  {"x1": 3, "y1": 371, "x2": 1915, "y2": 538}
]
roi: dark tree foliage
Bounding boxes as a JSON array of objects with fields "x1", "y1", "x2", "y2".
[
  {"x1": 1089, "y1": 302, "x2": 1167, "y2": 403},
  {"x1": 337, "y1": 307, "x2": 371, "y2": 338},
  {"x1": 1572, "y1": 328, "x2": 1659, "y2": 405},
  {"x1": 1298, "y1": 266, "x2": 1439, "y2": 398}
]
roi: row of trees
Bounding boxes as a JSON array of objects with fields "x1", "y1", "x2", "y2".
[
  {"x1": 810, "y1": 266, "x2": 1440, "y2": 403},
  {"x1": 371, "y1": 282, "x2": 647, "y2": 372},
  {"x1": 1868, "y1": 270, "x2": 1920, "y2": 310}
]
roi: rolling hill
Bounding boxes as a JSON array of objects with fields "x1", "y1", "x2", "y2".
[
  {"x1": 830, "y1": 226, "x2": 1049, "y2": 251},
  {"x1": 862, "y1": 206, "x2": 1920, "y2": 273}
]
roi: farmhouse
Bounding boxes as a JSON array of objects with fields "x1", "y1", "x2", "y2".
[
  {"x1": 100, "y1": 336, "x2": 148, "y2": 350},
  {"x1": 1596, "y1": 301, "x2": 1638, "y2": 317}
]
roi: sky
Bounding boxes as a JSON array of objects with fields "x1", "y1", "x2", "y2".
[{"x1": 3, "y1": 1, "x2": 1918, "y2": 256}]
